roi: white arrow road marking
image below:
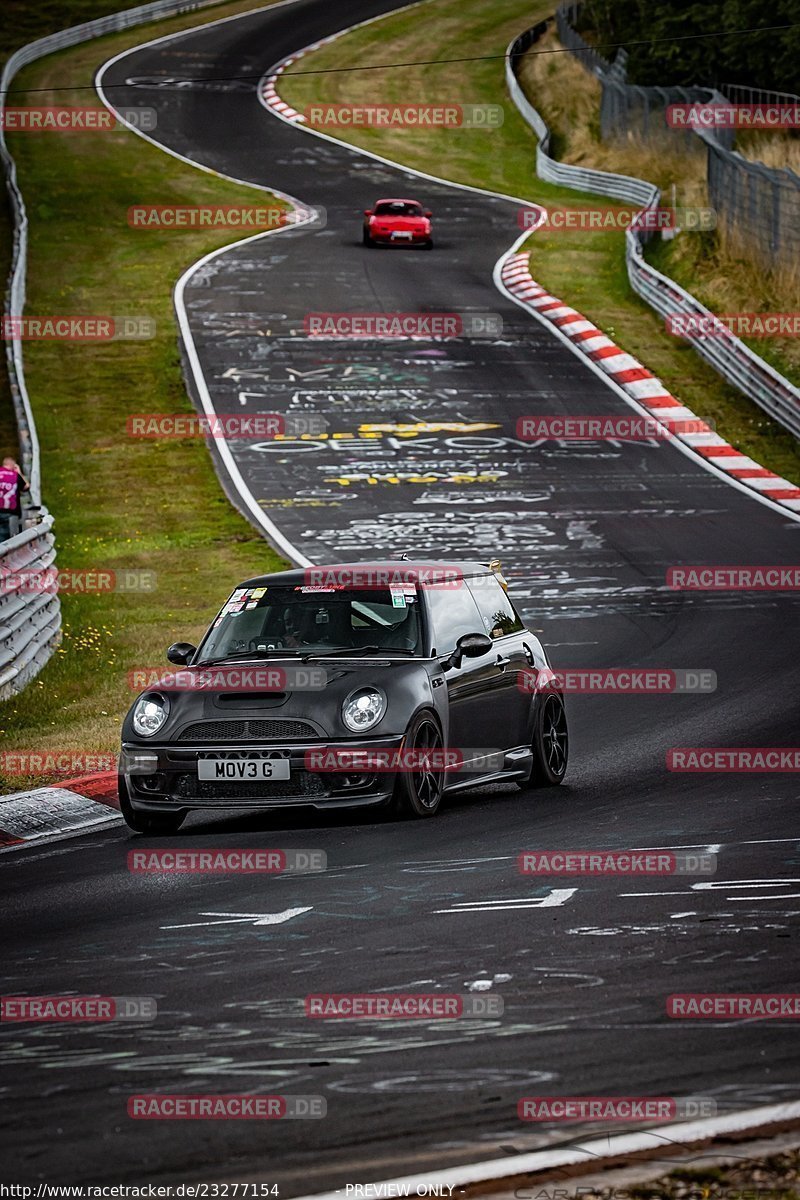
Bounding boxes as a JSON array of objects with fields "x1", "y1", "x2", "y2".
[
  {"x1": 622, "y1": 879, "x2": 800, "y2": 900},
  {"x1": 162, "y1": 907, "x2": 312, "y2": 929},
  {"x1": 692, "y1": 880, "x2": 800, "y2": 902},
  {"x1": 434, "y1": 889, "x2": 577, "y2": 914}
]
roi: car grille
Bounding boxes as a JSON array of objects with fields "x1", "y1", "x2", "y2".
[
  {"x1": 174, "y1": 773, "x2": 328, "y2": 802},
  {"x1": 177, "y1": 719, "x2": 319, "y2": 743}
]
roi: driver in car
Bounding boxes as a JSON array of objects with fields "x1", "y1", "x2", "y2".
[{"x1": 282, "y1": 604, "x2": 354, "y2": 649}]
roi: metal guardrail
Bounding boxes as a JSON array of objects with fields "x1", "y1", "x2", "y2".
[
  {"x1": 506, "y1": 20, "x2": 800, "y2": 442},
  {"x1": 506, "y1": 27, "x2": 658, "y2": 208},
  {"x1": 0, "y1": 516, "x2": 59, "y2": 700},
  {"x1": 0, "y1": 0, "x2": 226, "y2": 698}
]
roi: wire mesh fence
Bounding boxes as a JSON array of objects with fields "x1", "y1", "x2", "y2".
[
  {"x1": 555, "y1": 3, "x2": 800, "y2": 272},
  {"x1": 505, "y1": 19, "x2": 800, "y2": 442}
]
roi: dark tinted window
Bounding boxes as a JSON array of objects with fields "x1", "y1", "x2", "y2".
[
  {"x1": 425, "y1": 584, "x2": 485, "y2": 656},
  {"x1": 374, "y1": 201, "x2": 423, "y2": 216},
  {"x1": 197, "y1": 586, "x2": 422, "y2": 660},
  {"x1": 467, "y1": 578, "x2": 525, "y2": 639}
]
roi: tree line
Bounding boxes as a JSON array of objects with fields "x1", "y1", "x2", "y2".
[{"x1": 576, "y1": 0, "x2": 800, "y2": 93}]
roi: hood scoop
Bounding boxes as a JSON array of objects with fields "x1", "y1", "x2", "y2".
[{"x1": 213, "y1": 692, "x2": 288, "y2": 708}]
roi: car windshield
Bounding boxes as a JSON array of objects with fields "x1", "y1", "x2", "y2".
[
  {"x1": 374, "y1": 201, "x2": 423, "y2": 216},
  {"x1": 196, "y1": 585, "x2": 423, "y2": 660}
]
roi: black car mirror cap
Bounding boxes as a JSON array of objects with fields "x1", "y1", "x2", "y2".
[
  {"x1": 167, "y1": 642, "x2": 196, "y2": 666},
  {"x1": 443, "y1": 631, "x2": 493, "y2": 670}
]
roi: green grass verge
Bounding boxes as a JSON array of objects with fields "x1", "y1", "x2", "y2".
[
  {"x1": 280, "y1": 0, "x2": 800, "y2": 484},
  {"x1": 0, "y1": 0, "x2": 294, "y2": 792},
  {"x1": 516, "y1": 22, "x2": 800, "y2": 388}
]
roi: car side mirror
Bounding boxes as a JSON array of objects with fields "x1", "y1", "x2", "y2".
[
  {"x1": 424, "y1": 210, "x2": 432, "y2": 218},
  {"x1": 363, "y1": 209, "x2": 373, "y2": 216},
  {"x1": 443, "y1": 632, "x2": 492, "y2": 670},
  {"x1": 167, "y1": 642, "x2": 196, "y2": 666}
]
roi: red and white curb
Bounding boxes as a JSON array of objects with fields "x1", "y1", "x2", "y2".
[
  {"x1": 0, "y1": 773, "x2": 120, "y2": 852},
  {"x1": 260, "y1": 31, "x2": 343, "y2": 120},
  {"x1": 501, "y1": 252, "x2": 800, "y2": 513}
]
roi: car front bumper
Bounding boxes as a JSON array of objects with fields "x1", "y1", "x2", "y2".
[
  {"x1": 120, "y1": 736, "x2": 405, "y2": 812},
  {"x1": 369, "y1": 230, "x2": 430, "y2": 245}
]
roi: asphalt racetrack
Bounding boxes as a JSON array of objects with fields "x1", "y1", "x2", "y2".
[{"x1": 4, "y1": 0, "x2": 800, "y2": 1189}]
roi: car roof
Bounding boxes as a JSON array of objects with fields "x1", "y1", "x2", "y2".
[{"x1": 237, "y1": 561, "x2": 494, "y2": 588}]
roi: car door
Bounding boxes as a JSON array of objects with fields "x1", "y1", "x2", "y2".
[
  {"x1": 466, "y1": 576, "x2": 534, "y2": 749},
  {"x1": 424, "y1": 583, "x2": 509, "y2": 767}
]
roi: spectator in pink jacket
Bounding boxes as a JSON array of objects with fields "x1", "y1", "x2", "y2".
[{"x1": 0, "y1": 456, "x2": 30, "y2": 541}]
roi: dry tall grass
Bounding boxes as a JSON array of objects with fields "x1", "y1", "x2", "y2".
[{"x1": 519, "y1": 24, "x2": 800, "y2": 365}]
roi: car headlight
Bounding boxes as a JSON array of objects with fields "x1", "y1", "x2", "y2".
[
  {"x1": 132, "y1": 693, "x2": 170, "y2": 738},
  {"x1": 342, "y1": 687, "x2": 386, "y2": 733}
]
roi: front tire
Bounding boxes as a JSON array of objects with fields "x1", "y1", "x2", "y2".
[
  {"x1": 521, "y1": 693, "x2": 568, "y2": 789},
  {"x1": 390, "y1": 712, "x2": 445, "y2": 818},
  {"x1": 119, "y1": 775, "x2": 187, "y2": 835},
  {"x1": 363, "y1": 228, "x2": 374, "y2": 247},
  {"x1": 422, "y1": 238, "x2": 433, "y2": 250}
]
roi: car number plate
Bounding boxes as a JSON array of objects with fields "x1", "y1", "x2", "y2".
[
  {"x1": 391, "y1": 231, "x2": 413, "y2": 239},
  {"x1": 198, "y1": 758, "x2": 290, "y2": 781}
]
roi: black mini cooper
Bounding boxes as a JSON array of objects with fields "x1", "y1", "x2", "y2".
[{"x1": 119, "y1": 561, "x2": 568, "y2": 832}]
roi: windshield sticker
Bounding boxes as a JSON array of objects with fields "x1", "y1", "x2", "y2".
[
  {"x1": 250, "y1": 587, "x2": 267, "y2": 599},
  {"x1": 391, "y1": 592, "x2": 407, "y2": 608}
]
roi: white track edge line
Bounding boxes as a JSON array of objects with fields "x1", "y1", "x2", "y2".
[
  {"x1": 495, "y1": 245, "x2": 800, "y2": 525},
  {"x1": 286, "y1": 1101, "x2": 800, "y2": 1200}
]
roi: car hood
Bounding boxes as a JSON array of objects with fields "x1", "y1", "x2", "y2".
[{"x1": 122, "y1": 657, "x2": 441, "y2": 743}]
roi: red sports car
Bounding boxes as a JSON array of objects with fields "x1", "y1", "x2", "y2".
[{"x1": 363, "y1": 198, "x2": 433, "y2": 249}]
